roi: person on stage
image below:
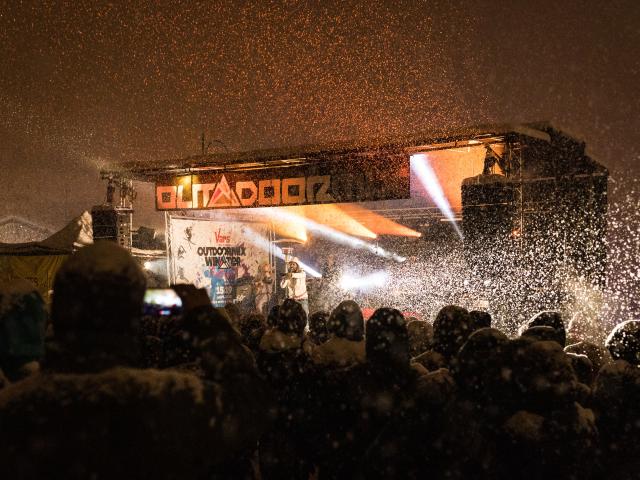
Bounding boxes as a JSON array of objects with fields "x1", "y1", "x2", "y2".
[
  {"x1": 254, "y1": 262, "x2": 274, "y2": 316},
  {"x1": 280, "y1": 258, "x2": 309, "y2": 316}
]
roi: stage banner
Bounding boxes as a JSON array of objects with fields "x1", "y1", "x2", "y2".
[
  {"x1": 167, "y1": 216, "x2": 271, "y2": 306},
  {"x1": 155, "y1": 153, "x2": 410, "y2": 210}
]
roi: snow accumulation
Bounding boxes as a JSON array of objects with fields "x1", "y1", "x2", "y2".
[
  {"x1": 57, "y1": 241, "x2": 144, "y2": 283},
  {"x1": 0, "y1": 367, "x2": 207, "y2": 408}
]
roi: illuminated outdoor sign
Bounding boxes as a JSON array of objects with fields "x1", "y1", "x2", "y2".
[
  {"x1": 155, "y1": 154, "x2": 410, "y2": 210},
  {"x1": 156, "y1": 174, "x2": 334, "y2": 210}
]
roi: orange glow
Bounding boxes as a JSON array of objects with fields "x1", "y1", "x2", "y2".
[
  {"x1": 414, "y1": 146, "x2": 500, "y2": 212},
  {"x1": 267, "y1": 204, "x2": 417, "y2": 239},
  {"x1": 294, "y1": 204, "x2": 377, "y2": 239},
  {"x1": 271, "y1": 211, "x2": 308, "y2": 242},
  {"x1": 338, "y1": 204, "x2": 421, "y2": 237}
]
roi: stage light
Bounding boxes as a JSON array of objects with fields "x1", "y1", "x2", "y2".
[
  {"x1": 411, "y1": 153, "x2": 463, "y2": 239},
  {"x1": 337, "y1": 204, "x2": 421, "y2": 237},
  {"x1": 274, "y1": 216, "x2": 308, "y2": 242},
  {"x1": 242, "y1": 225, "x2": 322, "y2": 277},
  {"x1": 255, "y1": 207, "x2": 406, "y2": 262},
  {"x1": 339, "y1": 271, "x2": 388, "y2": 291},
  {"x1": 301, "y1": 204, "x2": 377, "y2": 239}
]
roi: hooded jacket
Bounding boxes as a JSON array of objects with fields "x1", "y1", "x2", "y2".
[
  {"x1": 311, "y1": 336, "x2": 365, "y2": 367},
  {"x1": 0, "y1": 366, "x2": 268, "y2": 479}
]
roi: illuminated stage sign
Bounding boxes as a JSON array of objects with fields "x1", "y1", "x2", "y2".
[{"x1": 155, "y1": 155, "x2": 410, "y2": 210}]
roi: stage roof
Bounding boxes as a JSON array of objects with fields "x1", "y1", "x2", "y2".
[{"x1": 101, "y1": 122, "x2": 558, "y2": 182}]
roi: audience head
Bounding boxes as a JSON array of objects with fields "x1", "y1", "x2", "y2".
[
  {"x1": 523, "y1": 311, "x2": 566, "y2": 347},
  {"x1": 52, "y1": 241, "x2": 146, "y2": 337},
  {"x1": 308, "y1": 311, "x2": 330, "y2": 345},
  {"x1": 469, "y1": 310, "x2": 492, "y2": 331},
  {"x1": 267, "y1": 305, "x2": 280, "y2": 328},
  {"x1": 328, "y1": 300, "x2": 364, "y2": 341},
  {"x1": 521, "y1": 325, "x2": 566, "y2": 346},
  {"x1": 178, "y1": 305, "x2": 253, "y2": 379},
  {"x1": 407, "y1": 320, "x2": 432, "y2": 357},
  {"x1": 606, "y1": 320, "x2": 640, "y2": 365},
  {"x1": 454, "y1": 327, "x2": 508, "y2": 400},
  {"x1": 508, "y1": 338, "x2": 580, "y2": 410},
  {"x1": 239, "y1": 313, "x2": 265, "y2": 340},
  {"x1": 366, "y1": 308, "x2": 409, "y2": 369},
  {"x1": 565, "y1": 341, "x2": 611, "y2": 373},
  {"x1": 432, "y1": 305, "x2": 472, "y2": 358},
  {"x1": 277, "y1": 299, "x2": 307, "y2": 336},
  {"x1": 565, "y1": 352, "x2": 595, "y2": 386}
]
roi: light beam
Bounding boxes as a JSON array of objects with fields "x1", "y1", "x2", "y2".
[{"x1": 411, "y1": 153, "x2": 463, "y2": 239}]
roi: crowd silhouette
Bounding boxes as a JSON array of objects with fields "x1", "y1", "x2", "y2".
[{"x1": 1, "y1": 241, "x2": 639, "y2": 479}]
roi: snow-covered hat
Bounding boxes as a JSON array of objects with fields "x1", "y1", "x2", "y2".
[{"x1": 52, "y1": 241, "x2": 146, "y2": 335}]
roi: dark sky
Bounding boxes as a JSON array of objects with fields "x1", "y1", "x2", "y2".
[{"x1": 1, "y1": 0, "x2": 639, "y2": 230}]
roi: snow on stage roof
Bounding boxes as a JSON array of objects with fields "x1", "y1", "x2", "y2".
[{"x1": 101, "y1": 122, "x2": 559, "y2": 182}]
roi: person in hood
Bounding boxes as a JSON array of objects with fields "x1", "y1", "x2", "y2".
[
  {"x1": 266, "y1": 304, "x2": 280, "y2": 328},
  {"x1": 238, "y1": 312, "x2": 267, "y2": 354},
  {"x1": 0, "y1": 279, "x2": 47, "y2": 382},
  {"x1": 0, "y1": 242, "x2": 272, "y2": 479},
  {"x1": 565, "y1": 340, "x2": 612, "y2": 376},
  {"x1": 605, "y1": 320, "x2": 640, "y2": 365},
  {"x1": 164, "y1": 294, "x2": 273, "y2": 479},
  {"x1": 280, "y1": 259, "x2": 308, "y2": 316},
  {"x1": 520, "y1": 310, "x2": 567, "y2": 347},
  {"x1": 593, "y1": 352, "x2": 640, "y2": 478},
  {"x1": 307, "y1": 310, "x2": 330, "y2": 346},
  {"x1": 452, "y1": 327, "x2": 509, "y2": 404},
  {"x1": 469, "y1": 310, "x2": 492, "y2": 331},
  {"x1": 413, "y1": 305, "x2": 472, "y2": 371},
  {"x1": 319, "y1": 308, "x2": 422, "y2": 479},
  {"x1": 521, "y1": 325, "x2": 566, "y2": 346},
  {"x1": 256, "y1": 298, "x2": 315, "y2": 479},
  {"x1": 258, "y1": 299, "x2": 309, "y2": 376},
  {"x1": 407, "y1": 319, "x2": 433, "y2": 358},
  {"x1": 311, "y1": 300, "x2": 365, "y2": 368}
]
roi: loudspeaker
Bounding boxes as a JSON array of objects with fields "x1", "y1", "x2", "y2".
[
  {"x1": 462, "y1": 179, "x2": 516, "y2": 254},
  {"x1": 91, "y1": 206, "x2": 133, "y2": 249},
  {"x1": 91, "y1": 206, "x2": 118, "y2": 241}
]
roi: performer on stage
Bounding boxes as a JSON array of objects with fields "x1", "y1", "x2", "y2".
[
  {"x1": 253, "y1": 263, "x2": 274, "y2": 316},
  {"x1": 280, "y1": 258, "x2": 309, "y2": 315}
]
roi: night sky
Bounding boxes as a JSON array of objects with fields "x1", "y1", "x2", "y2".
[{"x1": 1, "y1": 0, "x2": 639, "y2": 230}]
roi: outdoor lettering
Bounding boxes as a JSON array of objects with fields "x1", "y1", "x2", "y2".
[{"x1": 156, "y1": 174, "x2": 333, "y2": 210}]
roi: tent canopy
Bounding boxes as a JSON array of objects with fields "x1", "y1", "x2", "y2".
[{"x1": 0, "y1": 211, "x2": 93, "y2": 256}]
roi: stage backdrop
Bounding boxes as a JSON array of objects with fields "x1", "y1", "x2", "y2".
[{"x1": 167, "y1": 215, "x2": 272, "y2": 306}]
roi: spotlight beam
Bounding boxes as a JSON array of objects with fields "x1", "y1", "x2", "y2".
[
  {"x1": 243, "y1": 225, "x2": 322, "y2": 277},
  {"x1": 411, "y1": 154, "x2": 463, "y2": 239},
  {"x1": 255, "y1": 207, "x2": 406, "y2": 262}
]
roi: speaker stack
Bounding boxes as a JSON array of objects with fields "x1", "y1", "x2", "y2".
[{"x1": 91, "y1": 205, "x2": 134, "y2": 249}]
